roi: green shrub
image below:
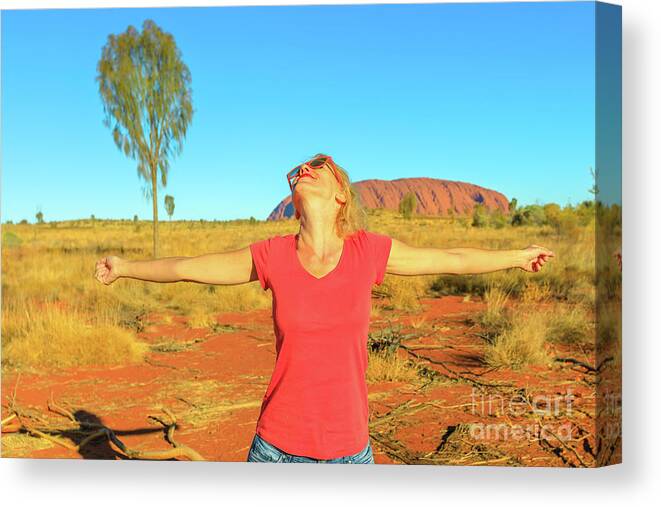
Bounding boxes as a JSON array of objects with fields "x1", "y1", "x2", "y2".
[
  {"x1": 472, "y1": 203, "x2": 488, "y2": 228},
  {"x1": 511, "y1": 204, "x2": 546, "y2": 226},
  {"x1": 399, "y1": 192, "x2": 417, "y2": 219},
  {"x1": 490, "y1": 208, "x2": 508, "y2": 229}
]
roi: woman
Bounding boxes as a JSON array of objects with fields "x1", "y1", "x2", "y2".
[{"x1": 94, "y1": 153, "x2": 554, "y2": 464}]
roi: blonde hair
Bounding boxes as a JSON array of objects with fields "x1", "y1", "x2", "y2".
[{"x1": 294, "y1": 153, "x2": 367, "y2": 239}]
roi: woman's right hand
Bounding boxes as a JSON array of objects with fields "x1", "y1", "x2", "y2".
[{"x1": 95, "y1": 256, "x2": 123, "y2": 285}]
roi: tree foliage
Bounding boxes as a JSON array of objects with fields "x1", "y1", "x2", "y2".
[
  {"x1": 508, "y1": 197, "x2": 518, "y2": 213},
  {"x1": 97, "y1": 19, "x2": 193, "y2": 257},
  {"x1": 164, "y1": 194, "x2": 175, "y2": 220}
]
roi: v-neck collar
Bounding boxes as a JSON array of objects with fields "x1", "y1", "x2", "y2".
[{"x1": 292, "y1": 233, "x2": 347, "y2": 281}]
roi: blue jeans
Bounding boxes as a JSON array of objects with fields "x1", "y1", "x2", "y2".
[{"x1": 247, "y1": 433, "x2": 375, "y2": 464}]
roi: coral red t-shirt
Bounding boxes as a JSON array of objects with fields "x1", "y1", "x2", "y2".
[{"x1": 249, "y1": 228, "x2": 392, "y2": 459}]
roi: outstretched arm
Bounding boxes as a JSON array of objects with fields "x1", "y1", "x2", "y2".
[
  {"x1": 386, "y1": 238, "x2": 555, "y2": 276},
  {"x1": 95, "y1": 246, "x2": 259, "y2": 285}
]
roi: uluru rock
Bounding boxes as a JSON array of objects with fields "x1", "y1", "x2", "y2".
[{"x1": 267, "y1": 177, "x2": 510, "y2": 220}]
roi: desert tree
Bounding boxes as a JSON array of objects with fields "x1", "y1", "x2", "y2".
[
  {"x1": 588, "y1": 166, "x2": 599, "y2": 199},
  {"x1": 97, "y1": 19, "x2": 193, "y2": 258},
  {"x1": 164, "y1": 194, "x2": 175, "y2": 221},
  {"x1": 508, "y1": 197, "x2": 518, "y2": 213}
]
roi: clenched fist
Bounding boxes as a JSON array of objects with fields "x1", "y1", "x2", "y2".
[
  {"x1": 518, "y1": 245, "x2": 555, "y2": 273},
  {"x1": 95, "y1": 256, "x2": 123, "y2": 285}
]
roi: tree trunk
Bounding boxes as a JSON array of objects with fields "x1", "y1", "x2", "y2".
[{"x1": 151, "y1": 165, "x2": 159, "y2": 259}]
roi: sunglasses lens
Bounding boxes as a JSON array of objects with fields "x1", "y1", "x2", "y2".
[
  {"x1": 309, "y1": 157, "x2": 328, "y2": 168},
  {"x1": 288, "y1": 157, "x2": 334, "y2": 189}
]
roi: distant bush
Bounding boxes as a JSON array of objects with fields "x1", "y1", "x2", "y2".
[
  {"x1": 558, "y1": 208, "x2": 581, "y2": 239},
  {"x1": 399, "y1": 192, "x2": 417, "y2": 220},
  {"x1": 489, "y1": 208, "x2": 508, "y2": 229},
  {"x1": 509, "y1": 201, "x2": 595, "y2": 237},
  {"x1": 471, "y1": 203, "x2": 488, "y2": 228},
  {"x1": 511, "y1": 204, "x2": 546, "y2": 226},
  {"x1": 508, "y1": 197, "x2": 518, "y2": 213},
  {"x1": 576, "y1": 200, "x2": 596, "y2": 226},
  {"x1": 543, "y1": 203, "x2": 561, "y2": 230}
]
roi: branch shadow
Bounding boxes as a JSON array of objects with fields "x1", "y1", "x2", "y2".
[{"x1": 53, "y1": 410, "x2": 166, "y2": 460}]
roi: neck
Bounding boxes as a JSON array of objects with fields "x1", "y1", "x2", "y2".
[{"x1": 297, "y1": 209, "x2": 343, "y2": 257}]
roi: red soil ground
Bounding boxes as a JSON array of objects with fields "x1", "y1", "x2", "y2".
[{"x1": 1, "y1": 296, "x2": 619, "y2": 466}]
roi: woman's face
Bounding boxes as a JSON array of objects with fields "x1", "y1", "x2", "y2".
[
  {"x1": 290, "y1": 161, "x2": 345, "y2": 217},
  {"x1": 291, "y1": 162, "x2": 338, "y2": 196}
]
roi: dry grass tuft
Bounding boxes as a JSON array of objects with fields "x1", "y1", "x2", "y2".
[
  {"x1": 380, "y1": 277, "x2": 425, "y2": 313},
  {"x1": 186, "y1": 307, "x2": 218, "y2": 329},
  {"x1": 366, "y1": 351, "x2": 419, "y2": 383},
  {"x1": 520, "y1": 280, "x2": 552, "y2": 304},
  {"x1": 370, "y1": 304, "x2": 383, "y2": 320},
  {"x1": 547, "y1": 306, "x2": 593, "y2": 345},
  {"x1": 410, "y1": 314, "x2": 427, "y2": 330},
  {"x1": 477, "y1": 286, "x2": 511, "y2": 339},
  {"x1": 484, "y1": 311, "x2": 551, "y2": 370},
  {"x1": 2, "y1": 299, "x2": 147, "y2": 369}
]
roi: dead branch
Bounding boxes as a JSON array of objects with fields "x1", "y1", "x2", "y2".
[
  {"x1": 554, "y1": 356, "x2": 614, "y2": 373},
  {"x1": 521, "y1": 395, "x2": 590, "y2": 468},
  {"x1": 6, "y1": 396, "x2": 204, "y2": 461},
  {"x1": 1, "y1": 413, "x2": 17, "y2": 427},
  {"x1": 400, "y1": 343, "x2": 513, "y2": 389}
]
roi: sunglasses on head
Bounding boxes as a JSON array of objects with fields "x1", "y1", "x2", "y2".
[{"x1": 287, "y1": 155, "x2": 341, "y2": 191}]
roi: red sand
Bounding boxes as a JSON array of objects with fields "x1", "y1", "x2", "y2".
[{"x1": 1, "y1": 296, "x2": 615, "y2": 466}]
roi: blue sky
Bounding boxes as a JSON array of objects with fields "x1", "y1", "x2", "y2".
[{"x1": 2, "y1": 2, "x2": 602, "y2": 222}]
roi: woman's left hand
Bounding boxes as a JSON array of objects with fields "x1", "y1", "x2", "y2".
[{"x1": 518, "y1": 245, "x2": 555, "y2": 273}]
